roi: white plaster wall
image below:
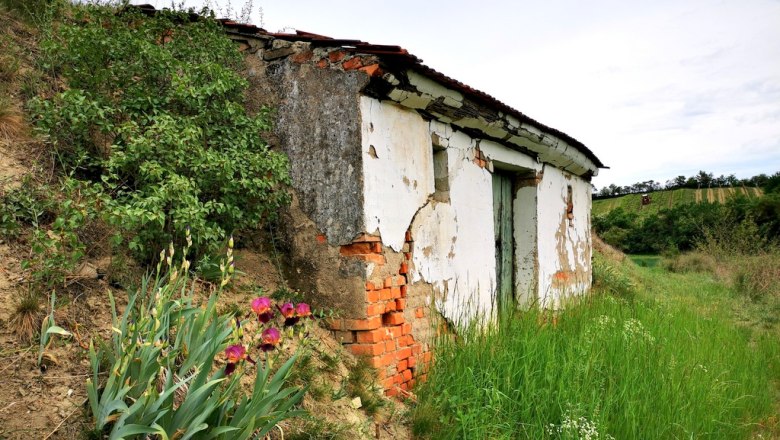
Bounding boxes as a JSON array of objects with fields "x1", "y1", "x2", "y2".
[
  {"x1": 535, "y1": 166, "x2": 592, "y2": 308},
  {"x1": 360, "y1": 97, "x2": 434, "y2": 251},
  {"x1": 411, "y1": 126, "x2": 497, "y2": 327}
]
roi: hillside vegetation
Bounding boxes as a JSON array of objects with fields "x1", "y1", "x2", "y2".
[{"x1": 592, "y1": 186, "x2": 763, "y2": 218}]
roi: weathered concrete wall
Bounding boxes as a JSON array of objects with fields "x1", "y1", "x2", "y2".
[
  {"x1": 246, "y1": 54, "x2": 368, "y2": 245},
  {"x1": 535, "y1": 166, "x2": 593, "y2": 308},
  {"x1": 244, "y1": 48, "x2": 370, "y2": 318}
]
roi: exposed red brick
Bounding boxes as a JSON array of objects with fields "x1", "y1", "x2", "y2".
[
  {"x1": 326, "y1": 318, "x2": 345, "y2": 331},
  {"x1": 371, "y1": 242, "x2": 382, "y2": 253},
  {"x1": 411, "y1": 343, "x2": 422, "y2": 355},
  {"x1": 383, "y1": 277, "x2": 393, "y2": 288},
  {"x1": 315, "y1": 234, "x2": 327, "y2": 244},
  {"x1": 405, "y1": 230, "x2": 413, "y2": 242},
  {"x1": 356, "y1": 328, "x2": 386, "y2": 343},
  {"x1": 402, "y1": 369, "x2": 413, "y2": 381},
  {"x1": 402, "y1": 323, "x2": 412, "y2": 335},
  {"x1": 398, "y1": 335, "x2": 414, "y2": 347},
  {"x1": 388, "y1": 326, "x2": 403, "y2": 339},
  {"x1": 415, "y1": 307, "x2": 425, "y2": 318},
  {"x1": 366, "y1": 281, "x2": 377, "y2": 291},
  {"x1": 400, "y1": 285, "x2": 408, "y2": 298},
  {"x1": 315, "y1": 58, "x2": 328, "y2": 69},
  {"x1": 380, "y1": 288, "x2": 393, "y2": 301},
  {"x1": 348, "y1": 342, "x2": 384, "y2": 356},
  {"x1": 366, "y1": 303, "x2": 385, "y2": 316},
  {"x1": 340, "y1": 242, "x2": 373, "y2": 256},
  {"x1": 395, "y1": 298, "x2": 406, "y2": 310},
  {"x1": 328, "y1": 50, "x2": 346, "y2": 62},
  {"x1": 408, "y1": 355, "x2": 417, "y2": 368},
  {"x1": 359, "y1": 63, "x2": 382, "y2": 77},
  {"x1": 384, "y1": 340, "x2": 396, "y2": 352},
  {"x1": 344, "y1": 316, "x2": 382, "y2": 331},
  {"x1": 404, "y1": 252, "x2": 411, "y2": 260},
  {"x1": 390, "y1": 287, "x2": 401, "y2": 298},
  {"x1": 382, "y1": 376, "x2": 395, "y2": 390},
  {"x1": 393, "y1": 275, "x2": 406, "y2": 286},
  {"x1": 342, "y1": 56, "x2": 363, "y2": 70},
  {"x1": 384, "y1": 300, "x2": 396, "y2": 312},
  {"x1": 397, "y1": 359, "x2": 408, "y2": 371},
  {"x1": 366, "y1": 290, "x2": 381, "y2": 302},
  {"x1": 400, "y1": 382, "x2": 408, "y2": 391},
  {"x1": 385, "y1": 387, "x2": 399, "y2": 397},
  {"x1": 399, "y1": 262, "x2": 408, "y2": 274},
  {"x1": 383, "y1": 312, "x2": 405, "y2": 326},
  {"x1": 290, "y1": 50, "x2": 313, "y2": 63},
  {"x1": 422, "y1": 352, "x2": 433, "y2": 364},
  {"x1": 396, "y1": 347, "x2": 412, "y2": 360}
]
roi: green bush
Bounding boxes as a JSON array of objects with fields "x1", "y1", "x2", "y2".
[
  {"x1": 86, "y1": 243, "x2": 307, "y2": 438},
  {"x1": 31, "y1": 4, "x2": 290, "y2": 261}
]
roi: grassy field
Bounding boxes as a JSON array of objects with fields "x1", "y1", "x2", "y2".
[
  {"x1": 592, "y1": 187, "x2": 763, "y2": 218},
  {"x1": 411, "y1": 255, "x2": 780, "y2": 439}
]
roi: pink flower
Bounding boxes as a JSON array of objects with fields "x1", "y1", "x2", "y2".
[
  {"x1": 279, "y1": 302, "x2": 300, "y2": 326},
  {"x1": 260, "y1": 327, "x2": 281, "y2": 352},
  {"x1": 251, "y1": 297, "x2": 274, "y2": 323},
  {"x1": 225, "y1": 344, "x2": 255, "y2": 375},
  {"x1": 279, "y1": 302, "x2": 295, "y2": 318},
  {"x1": 295, "y1": 303, "x2": 312, "y2": 318},
  {"x1": 225, "y1": 344, "x2": 246, "y2": 363}
]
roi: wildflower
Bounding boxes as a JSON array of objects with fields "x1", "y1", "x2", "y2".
[
  {"x1": 260, "y1": 327, "x2": 281, "y2": 352},
  {"x1": 279, "y1": 302, "x2": 298, "y2": 326},
  {"x1": 224, "y1": 344, "x2": 254, "y2": 375},
  {"x1": 251, "y1": 297, "x2": 274, "y2": 323}
]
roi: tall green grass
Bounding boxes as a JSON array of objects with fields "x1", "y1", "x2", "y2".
[{"x1": 412, "y1": 262, "x2": 779, "y2": 439}]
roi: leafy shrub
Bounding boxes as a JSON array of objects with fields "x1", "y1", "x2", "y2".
[
  {"x1": 87, "y1": 241, "x2": 308, "y2": 438},
  {"x1": 31, "y1": 4, "x2": 290, "y2": 261},
  {"x1": 0, "y1": 177, "x2": 54, "y2": 236}
]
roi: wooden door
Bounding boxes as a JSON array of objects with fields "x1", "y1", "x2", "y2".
[{"x1": 492, "y1": 173, "x2": 514, "y2": 313}]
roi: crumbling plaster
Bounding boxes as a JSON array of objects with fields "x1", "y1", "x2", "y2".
[{"x1": 535, "y1": 166, "x2": 593, "y2": 308}]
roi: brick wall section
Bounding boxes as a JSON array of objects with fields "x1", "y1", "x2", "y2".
[{"x1": 328, "y1": 231, "x2": 432, "y2": 397}]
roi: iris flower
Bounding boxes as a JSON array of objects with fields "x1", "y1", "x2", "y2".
[
  {"x1": 260, "y1": 327, "x2": 281, "y2": 351},
  {"x1": 224, "y1": 344, "x2": 254, "y2": 375},
  {"x1": 279, "y1": 302, "x2": 299, "y2": 326},
  {"x1": 251, "y1": 297, "x2": 274, "y2": 323}
]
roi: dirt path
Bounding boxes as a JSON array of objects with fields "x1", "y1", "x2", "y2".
[{"x1": 695, "y1": 189, "x2": 703, "y2": 203}]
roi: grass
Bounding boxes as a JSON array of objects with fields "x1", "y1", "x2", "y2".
[
  {"x1": 411, "y1": 254, "x2": 780, "y2": 439},
  {"x1": 9, "y1": 292, "x2": 42, "y2": 342}
]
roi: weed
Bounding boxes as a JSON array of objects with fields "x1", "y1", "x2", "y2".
[
  {"x1": 287, "y1": 416, "x2": 354, "y2": 440},
  {"x1": 409, "y1": 400, "x2": 443, "y2": 439},
  {"x1": 319, "y1": 350, "x2": 341, "y2": 373},
  {"x1": 346, "y1": 357, "x2": 384, "y2": 417},
  {"x1": 0, "y1": 96, "x2": 26, "y2": 142},
  {"x1": 9, "y1": 292, "x2": 42, "y2": 342}
]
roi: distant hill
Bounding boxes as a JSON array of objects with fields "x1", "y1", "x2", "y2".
[{"x1": 592, "y1": 187, "x2": 764, "y2": 218}]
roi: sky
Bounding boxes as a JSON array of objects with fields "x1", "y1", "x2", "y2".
[{"x1": 131, "y1": 0, "x2": 780, "y2": 189}]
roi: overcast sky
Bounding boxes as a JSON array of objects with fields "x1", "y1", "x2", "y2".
[{"x1": 132, "y1": 0, "x2": 780, "y2": 189}]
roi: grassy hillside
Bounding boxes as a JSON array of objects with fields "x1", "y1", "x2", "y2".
[{"x1": 593, "y1": 187, "x2": 764, "y2": 217}]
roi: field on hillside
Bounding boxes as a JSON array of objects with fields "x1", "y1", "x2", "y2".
[{"x1": 592, "y1": 187, "x2": 763, "y2": 217}]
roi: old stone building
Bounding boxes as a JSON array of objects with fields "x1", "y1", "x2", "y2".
[{"x1": 139, "y1": 6, "x2": 605, "y2": 396}]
